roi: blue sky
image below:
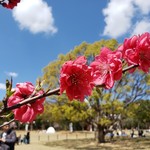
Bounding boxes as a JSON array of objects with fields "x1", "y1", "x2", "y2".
[{"x1": 0, "y1": 0, "x2": 150, "y2": 99}]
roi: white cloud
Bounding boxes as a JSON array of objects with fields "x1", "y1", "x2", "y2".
[
  {"x1": 6, "y1": 72, "x2": 18, "y2": 78},
  {"x1": 102, "y1": 0, "x2": 150, "y2": 38},
  {"x1": 0, "y1": 83, "x2": 6, "y2": 90},
  {"x1": 12, "y1": 0, "x2": 58, "y2": 34},
  {"x1": 132, "y1": 19, "x2": 150, "y2": 35},
  {"x1": 102, "y1": 0, "x2": 135, "y2": 38},
  {"x1": 134, "y1": 0, "x2": 150, "y2": 15}
]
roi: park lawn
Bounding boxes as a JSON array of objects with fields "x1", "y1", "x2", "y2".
[
  {"x1": 15, "y1": 130, "x2": 150, "y2": 150},
  {"x1": 45, "y1": 137, "x2": 150, "y2": 150}
]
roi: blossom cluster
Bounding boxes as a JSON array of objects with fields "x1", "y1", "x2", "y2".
[
  {"x1": 119, "y1": 32, "x2": 150, "y2": 73},
  {"x1": 60, "y1": 32, "x2": 150, "y2": 101},
  {"x1": 8, "y1": 82, "x2": 45, "y2": 123},
  {"x1": 1, "y1": 0, "x2": 149, "y2": 125},
  {"x1": 5, "y1": 32, "x2": 150, "y2": 123}
]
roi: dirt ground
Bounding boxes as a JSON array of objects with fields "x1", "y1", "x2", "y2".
[
  {"x1": 15, "y1": 130, "x2": 150, "y2": 150},
  {"x1": 15, "y1": 130, "x2": 95, "y2": 150},
  {"x1": 15, "y1": 142, "x2": 52, "y2": 150}
]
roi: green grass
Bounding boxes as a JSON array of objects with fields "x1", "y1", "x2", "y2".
[{"x1": 45, "y1": 136, "x2": 150, "y2": 150}]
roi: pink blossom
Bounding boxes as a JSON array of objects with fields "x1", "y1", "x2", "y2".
[
  {"x1": 8, "y1": 82, "x2": 45, "y2": 123},
  {"x1": 60, "y1": 56, "x2": 95, "y2": 101},
  {"x1": 122, "y1": 32, "x2": 150, "y2": 73},
  {"x1": 90, "y1": 47, "x2": 122, "y2": 89},
  {"x1": 137, "y1": 32, "x2": 150, "y2": 72},
  {"x1": 1, "y1": 0, "x2": 21, "y2": 9}
]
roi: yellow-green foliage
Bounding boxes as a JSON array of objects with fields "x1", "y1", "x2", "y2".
[
  {"x1": 42, "y1": 39, "x2": 118, "y2": 90},
  {"x1": 145, "y1": 74, "x2": 150, "y2": 85},
  {"x1": 99, "y1": 118, "x2": 111, "y2": 126},
  {"x1": 84, "y1": 39, "x2": 118, "y2": 57}
]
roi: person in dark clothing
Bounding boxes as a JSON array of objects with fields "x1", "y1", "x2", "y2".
[
  {"x1": 0, "y1": 122, "x2": 17, "y2": 150},
  {"x1": 110, "y1": 131, "x2": 114, "y2": 141},
  {"x1": 26, "y1": 131, "x2": 30, "y2": 144},
  {"x1": 0, "y1": 122, "x2": 10, "y2": 150},
  {"x1": 131, "y1": 128, "x2": 134, "y2": 138},
  {"x1": 5, "y1": 129, "x2": 16, "y2": 150},
  {"x1": 0, "y1": 144, "x2": 9, "y2": 150},
  {"x1": 138, "y1": 129, "x2": 145, "y2": 137}
]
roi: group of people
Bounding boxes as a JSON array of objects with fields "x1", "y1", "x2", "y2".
[
  {"x1": 0, "y1": 122, "x2": 17, "y2": 150},
  {"x1": 131, "y1": 128, "x2": 145, "y2": 138},
  {"x1": 20, "y1": 131, "x2": 30, "y2": 144}
]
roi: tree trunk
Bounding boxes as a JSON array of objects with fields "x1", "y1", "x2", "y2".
[
  {"x1": 42, "y1": 123, "x2": 45, "y2": 130},
  {"x1": 97, "y1": 125, "x2": 105, "y2": 143},
  {"x1": 30, "y1": 123, "x2": 33, "y2": 131}
]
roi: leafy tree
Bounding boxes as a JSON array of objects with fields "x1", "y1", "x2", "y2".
[
  {"x1": 134, "y1": 100, "x2": 150, "y2": 128},
  {"x1": 41, "y1": 39, "x2": 150, "y2": 143},
  {"x1": 42, "y1": 39, "x2": 118, "y2": 89},
  {"x1": 125, "y1": 100, "x2": 150, "y2": 129}
]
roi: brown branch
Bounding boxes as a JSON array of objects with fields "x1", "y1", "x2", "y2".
[
  {"x1": 0, "y1": 65, "x2": 139, "y2": 117},
  {"x1": 0, "y1": 87, "x2": 60, "y2": 116},
  {"x1": 0, "y1": 119, "x2": 15, "y2": 128},
  {"x1": 122, "y1": 65, "x2": 139, "y2": 73},
  {"x1": 96, "y1": 65, "x2": 139, "y2": 87}
]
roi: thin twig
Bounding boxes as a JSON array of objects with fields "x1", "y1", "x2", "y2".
[
  {"x1": 122, "y1": 65, "x2": 139, "y2": 73},
  {"x1": 0, "y1": 119, "x2": 15, "y2": 128},
  {"x1": 96, "y1": 65, "x2": 138, "y2": 87}
]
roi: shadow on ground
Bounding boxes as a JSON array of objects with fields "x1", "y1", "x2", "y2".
[{"x1": 45, "y1": 137, "x2": 150, "y2": 150}]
